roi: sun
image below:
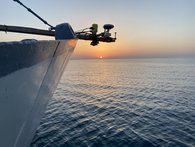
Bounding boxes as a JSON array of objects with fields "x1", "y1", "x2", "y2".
[{"x1": 99, "y1": 56, "x2": 103, "y2": 59}]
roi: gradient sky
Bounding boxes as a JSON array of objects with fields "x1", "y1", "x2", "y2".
[{"x1": 1, "y1": 0, "x2": 195, "y2": 59}]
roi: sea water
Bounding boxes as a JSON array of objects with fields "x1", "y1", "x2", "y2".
[{"x1": 31, "y1": 58, "x2": 195, "y2": 147}]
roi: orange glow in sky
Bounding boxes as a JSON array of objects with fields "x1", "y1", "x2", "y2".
[{"x1": 1, "y1": 0, "x2": 195, "y2": 59}]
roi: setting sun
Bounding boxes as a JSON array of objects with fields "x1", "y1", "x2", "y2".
[{"x1": 99, "y1": 56, "x2": 103, "y2": 59}]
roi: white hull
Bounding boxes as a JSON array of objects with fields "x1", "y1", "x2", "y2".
[{"x1": 0, "y1": 39, "x2": 77, "y2": 147}]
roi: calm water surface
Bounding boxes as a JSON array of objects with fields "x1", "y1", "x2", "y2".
[{"x1": 31, "y1": 58, "x2": 195, "y2": 147}]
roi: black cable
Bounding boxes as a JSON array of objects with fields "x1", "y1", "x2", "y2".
[{"x1": 13, "y1": 0, "x2": 54, "y2": 30}]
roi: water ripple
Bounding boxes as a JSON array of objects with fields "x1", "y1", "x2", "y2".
[{"x1": 31, "y1": 59, "x2": 195, "y2": 147}]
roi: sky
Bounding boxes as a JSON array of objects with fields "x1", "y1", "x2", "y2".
[{"x1": 1, "y1": 0, "x2": 195, "y2": 59}]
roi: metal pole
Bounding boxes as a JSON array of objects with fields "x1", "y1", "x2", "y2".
[{"x1": 0, "y1": 24, "x2": 55, "y2": 36}]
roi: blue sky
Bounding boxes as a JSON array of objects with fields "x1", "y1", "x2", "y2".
[{"x1": 1, "y1": 0, "x2": 195, "y2": 58}]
